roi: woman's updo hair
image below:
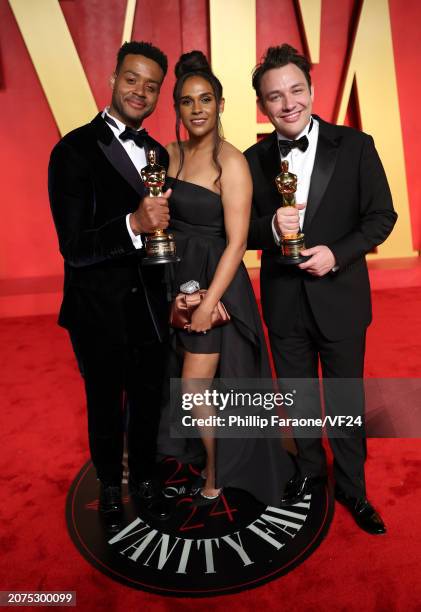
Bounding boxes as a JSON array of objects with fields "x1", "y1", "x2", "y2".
[
  {"x1": 173, "y1": 50, "x2": 224, "y2": 185},
  {"x1": 174, "y1": 50, "x2": 222, "y2": 94}
]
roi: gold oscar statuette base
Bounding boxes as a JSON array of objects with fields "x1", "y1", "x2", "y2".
[
  {"x1": 140, "y1": 149, "x2": 181, "y2": 266},
  {"x1": 142, "y1": 230, "x2": 181, "y2": 266},
  {"x1": 279, "y1": 233, "x2": 310, "y2": 265}
]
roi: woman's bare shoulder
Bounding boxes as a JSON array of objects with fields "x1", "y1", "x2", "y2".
[
  {"x1": 165, "y1": 141, "x2": 178, "y2": 155},
  {"x1": 165, "y1": 141, "x2": 182, "y2": 175},
  {"x1": 219, "y1": 140, "x2": 250, "y2": 174},
  {"x1": 219, "y1": 140, "x2": 244, "y2": 158}
]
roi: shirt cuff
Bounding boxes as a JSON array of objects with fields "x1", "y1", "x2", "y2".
[
  {"x1": 271, "y1": 214, "x2": 282, "y2": 246},
  {"x1": 126, "y1": 214, "x2": 143, "y2": 249}
]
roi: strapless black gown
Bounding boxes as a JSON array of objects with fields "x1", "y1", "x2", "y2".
[{"x1": 158, "y1": 178, "x2": 295, "y2": 505}]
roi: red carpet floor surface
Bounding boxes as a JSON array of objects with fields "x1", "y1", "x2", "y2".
[{"x1": 1, "y1": 287, "x2": 421, "y2": 611}]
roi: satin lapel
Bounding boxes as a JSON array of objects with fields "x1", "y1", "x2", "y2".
[
  {"x1": 260, "y1": 132, "x2": 283, "y2": 209},
  {"x1": 261, "y1": 131, "x2": 281, "y2": 184},
  {"x1": 97, "y1": 139, "x2": 146, "y2": 198},
  {"x1": 92, "y1": 114, "x2": 146, "y2": 198},
  {"x1": 303, "y1": 118, "x2": 341, "y2": 231}
]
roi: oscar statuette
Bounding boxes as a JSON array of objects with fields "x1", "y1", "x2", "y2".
[
  {"x1": 140, "y1": 149, "x2": 180, "y2": 265},
  {"x1": 275, "y1": 160, "x2": 310, "y2": 264}
]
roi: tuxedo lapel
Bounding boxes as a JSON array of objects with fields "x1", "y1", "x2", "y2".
[
  {"x1": 98, "y1": 139, "x2": 146, "y2": 197},
  {"x1": 261, "y1": 132, "x2": 281, "y2": 183},
  {"x1": 91, "y1": 114, "x2": 146, "y2": 198},
  {"x1": 303, "y1": 117, "x2": 341, "y2": 231},
  {"x1": 259, "y1": 132, "x2": 282, "y2": 209}
]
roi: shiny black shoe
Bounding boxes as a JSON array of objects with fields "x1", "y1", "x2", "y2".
[
  {"x1": 129, "y1": 478, "x2": 172, "y2": 520},
  {"x1": 279, "y1": 475, "x2": 327, "y2": 506},
  {"x1": 145, "y1": 499, "x2": 172, "y2": 521},
  {"x1": 98, "y1": 484, "x2": 122, "y2": 533},
  {"x1": 335, "y1": 488, "x2": 386, "y2": 535},
  {"x1": 128, "y1": 478, "x2": 158, "y2": 501}
]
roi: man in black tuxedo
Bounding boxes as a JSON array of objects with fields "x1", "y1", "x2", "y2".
[
  {"x1": 49, "y1": 42, "x2": 171, "y2": 528},
  {"x1": 245, "y1": 44, "x2": 397, "y2": 534}
]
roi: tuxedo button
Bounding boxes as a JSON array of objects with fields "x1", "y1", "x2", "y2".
[{"x1": 131, "y1": 287, "x2": 138, "y2": 294}]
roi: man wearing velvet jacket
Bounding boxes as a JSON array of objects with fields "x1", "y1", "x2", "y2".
[
  {"x1": 48, "y1": 42, "x2": 171, "y2": 529},
  {"x1": 245, "y1": 44, "x2": 397, "y2": 535}
]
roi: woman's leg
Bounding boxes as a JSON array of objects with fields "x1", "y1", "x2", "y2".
[{"x1": 182, "y1": 351, "x2": 220, "y2": 497}]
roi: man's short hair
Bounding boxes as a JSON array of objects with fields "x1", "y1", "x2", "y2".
[
  {"x1": 116, "y1": 41, "x2": 168, "y2": 76},
  {"x1": 252, "y1": 44, "x2": 311, "y2": 97}
]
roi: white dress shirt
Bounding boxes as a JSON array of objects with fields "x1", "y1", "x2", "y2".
[
  {"x1": 102, "y1": 108, "x2": 147, "y2": 249},
  {"x1": 271, "y1": 117, "x2": 319, "y2": 244}
]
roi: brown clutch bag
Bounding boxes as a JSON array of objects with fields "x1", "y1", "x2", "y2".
[{"x1": 169, "y1": 281, "x2": 230, "y2": 331}]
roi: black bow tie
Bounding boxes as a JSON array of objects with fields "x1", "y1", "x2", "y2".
[
  {"x1": 119, "y1": 126, "x2": 151, "y2": 148},
  {"x1": 278, "y1": 134, "x2": 309, "y2": 158},
  {"x1": 103, "y1": 114, "x2": 151, "y2": 148}
]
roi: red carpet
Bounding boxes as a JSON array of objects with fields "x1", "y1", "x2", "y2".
[{"x1": 1, "y1": 287, "x2": 421, "y2": 611}]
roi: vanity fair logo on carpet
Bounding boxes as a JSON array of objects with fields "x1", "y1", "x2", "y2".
[{"x1": 66, "y1": 460, "x2": 333, "y2": 597}]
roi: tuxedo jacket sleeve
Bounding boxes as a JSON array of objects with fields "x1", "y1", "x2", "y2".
[
  {"x1": 244, "y1": 118, "x2": 398, "y2": 339},
  {"x1": 327, "y1": 134, "x2": 396, "y2": 268},
  {"x1": 48, "y1": 115, "x2": 169, "y2": 269},
  {"x1": 48, "y1": 114, "x2": 169, "y2": 341},
  {"x1": 245, "y1": 125, "x2": 396, "y2": 258},
  {"x1": 49, "y1": 138, "x2": 136, "y2": 268}
]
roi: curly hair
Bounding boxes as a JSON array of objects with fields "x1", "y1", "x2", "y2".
[
  {"x1": 116, "y1": 41, "x2": 168, "y2": 76},
  {"x1": 252, "y1": 44, "x2": 311, "y2": 97}
]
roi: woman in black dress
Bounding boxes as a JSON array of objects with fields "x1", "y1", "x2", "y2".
[{"x1": 163, "y1": 51, "x2": 295, "y2": 505}]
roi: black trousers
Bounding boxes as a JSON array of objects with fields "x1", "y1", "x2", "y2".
[
  {"x1": 72, "y1": 331, "x2": 166, "y2": 485},
  {"x1": 269, "y1": 288, "x2": 367, "y2": 498}
]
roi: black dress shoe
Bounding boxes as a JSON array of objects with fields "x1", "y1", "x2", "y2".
[
  {"x1": 129, "y1": 478, "x2": 158, "y2": 501},
  {"x1": 145, "y1": 499, "x2": 172, "y2": 520},
  {"x1": 129, "y1": 478, "x2": 172, "y2": 520},
  {"x1": 279, "y1": 475, "x2": 327, "y2": 506},
  {"x1": 99, "y1": 484, "x2": 122, "y2": 513},
  {"x1": 335, "y1": 488, "x2": 386, "y2": 535},
  {"x1": 99, "y1": 484, "x2": 122, "y2": 533}
]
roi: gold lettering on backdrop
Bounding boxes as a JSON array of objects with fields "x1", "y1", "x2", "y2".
[
  {"x1": 9, "y1": 0, "x2": 417, "y2": 261},
  {"x1": 210, "y1": 0, "x2": 257, "y2": 152},
  {"x1": 122, "y1": 0, "x2": 137, "y2": 45},
  {"x1": 297, "y1": 0, "x2": 321, "y2": 63},
  {"x1": 8, "y1": 0, "x2": 97, "y2": 136},
  {"x1": 209, "y1": 0, "x2": 260, "y2": 267},
  {"x1": 211, "y1": 0, "x2": 415, "y2": 263},
  {"x1": 336, "y1": 0, "x2": 415, "y2": 258}
]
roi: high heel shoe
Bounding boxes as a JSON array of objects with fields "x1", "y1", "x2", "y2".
[{"x1": 191, "y1": 487, "x2": 223, "y2": 507}]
